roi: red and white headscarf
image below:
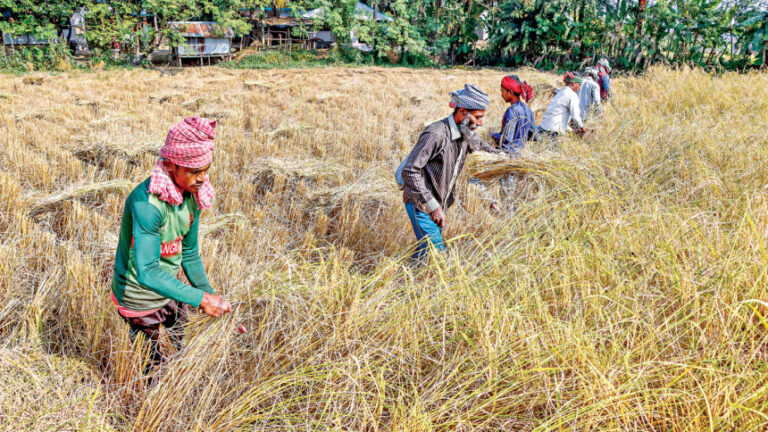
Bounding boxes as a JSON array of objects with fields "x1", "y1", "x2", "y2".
[
  {"x1": 501, "y1": 75, "x2": 534, "y2": 102},
  {"x1": 149, "y1": 116, "x2": 216, "y2": 210}
]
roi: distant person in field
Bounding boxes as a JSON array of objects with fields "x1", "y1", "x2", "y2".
[
  {"x1": 538, "y1": 72, "x2": 587, "y2": 142},
  {"x1": 395, "y1": 84, "x2": 503, "y2": 262},
  {"x1": 597, "y1": 58, "x2": 612, "y2": 100},
  {"x1": 579, "y1": 67, "x2": 602, "y2": 122},
  {"x1": 471, "y1": 75, "x2": 539, "y2": 212},
  {"x1": 111, "y1": 116, "x2": 242, "y2": 368}
]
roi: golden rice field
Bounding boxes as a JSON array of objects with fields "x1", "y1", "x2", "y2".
[{"x1": 1, "y1": 65, "x2": 768, "y2": 431}]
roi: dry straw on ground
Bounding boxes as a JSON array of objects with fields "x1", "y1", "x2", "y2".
[{"x1": 1, "y1": 65, "x2": 768, "y2": 431}]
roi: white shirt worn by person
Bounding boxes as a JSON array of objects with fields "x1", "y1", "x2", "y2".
[
  {"x1": 539, "y1": 86, "x2": 584, "y2": 134},
  {"x1": 579, "y1": 77, "x2": 602, "y2": 121}
]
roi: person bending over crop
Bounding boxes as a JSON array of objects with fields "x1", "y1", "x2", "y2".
[
  {"x1": 111, "y1": 116, "x2": 240, "y2": 368},
  {"x1": 470, "y1": 75, "x2": 538, "y2": 212},
  {"x1": 580, "y1": 67, "x2": 602, "y2": 122},
  {"x1": 597, "y1": 58, "x2": 613, "y2": 100},
  {"x1": 396, "y1": 84, "x2": 504, "y2": 261},
  {"x1": 539, "y1": 72, "x2": 587, "y2": 143}
]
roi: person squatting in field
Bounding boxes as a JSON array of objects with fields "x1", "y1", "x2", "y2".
[
  {"x1": 597, "y1": 58, "x2": 613, "y2": 100},
  {"x1": 580, "y1": 67, "x2": 603, "y2": 122},
  {"x1": 397, "y1": 84, "x2": 504, "y2": 262},
  {"x1": 470, "y1": 74, "x2": 538, "y2": 212},
  {"x1": 538, "y1": 72, "x2": 588, "y2": 144},
  {"x1": 111, "y1": 116, "x2": 243, "y2": 369}
]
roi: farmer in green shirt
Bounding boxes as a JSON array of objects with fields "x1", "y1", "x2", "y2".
[{"x1": 111, "y1": 116, "x2": 240, "y2": 367}]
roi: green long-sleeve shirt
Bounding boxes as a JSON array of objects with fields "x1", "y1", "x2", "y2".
[{"x1": 111, "y1": 178, "x2": 214, "y2": 311}]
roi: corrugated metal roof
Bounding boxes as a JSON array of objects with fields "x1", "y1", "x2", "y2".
[{"x1": 170, "y1": 22, "x2": 234, "y2": 38}]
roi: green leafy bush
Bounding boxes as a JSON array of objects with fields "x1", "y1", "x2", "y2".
[{"x1": 0, "y1": 42, "x2": 72, "y2": 73}]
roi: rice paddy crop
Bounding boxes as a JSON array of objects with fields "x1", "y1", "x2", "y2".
[{"x1": 1, "y1": 65, "x2": 768, "y2": 431}]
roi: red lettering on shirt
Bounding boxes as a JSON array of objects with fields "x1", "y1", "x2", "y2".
[{"x1": 160, "y1": 237, "x2": 183, "y2": 257}]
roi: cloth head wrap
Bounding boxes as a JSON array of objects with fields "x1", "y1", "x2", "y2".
[
  {"x1": 148, "y1": 116, "x2": 217, "y2": 209},
  {"x1": 501, "y1": 75, "x2": 534, "y2": 102},
  {"x1": 584, "y1": 67, "x2": 598, "y2": 79},
  {"x1": 563, "y1": 72, "x2": 583, "y2": 84},
  {"x1": 448, "y1": 84, "x2": 490, "y2": 111}
]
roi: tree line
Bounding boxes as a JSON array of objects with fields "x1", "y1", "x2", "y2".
[{"x1": 1, "y1": 0, "x2": 767, "y2": 71}]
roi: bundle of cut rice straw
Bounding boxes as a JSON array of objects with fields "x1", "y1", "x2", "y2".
[
  {"x1": 30, "y1": 179, "x2": 135, "y2": 216},
  {"x1": 199, "y1": 213, "x2": 247, "y2": 237},
  {"x1": 466, "y1": 151, "x2": 558, "y2": 182},
  {"x1": 251, "y1": 157, "x2": 345, "y2": 180},
  {"x1": 305, "y1": 171, "x2": 393, "y2": 213}
]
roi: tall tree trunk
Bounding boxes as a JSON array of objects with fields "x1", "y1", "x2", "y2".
[
  {"x1": 372, "y1": 0, "x2": 378, "y2": 53},
  {"x1": 706, "y1": 44, "x2": 716, "y2": 65},
  {"x1": 636, "y1": 0, "x2": 645, "y2": 36}
]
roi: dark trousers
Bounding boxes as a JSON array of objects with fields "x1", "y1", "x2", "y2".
[
  {"x1": 537, "y1": 126, "x2": 559, "y2": 148},
  {"x1": 119, "y1": 300, "x2": 189, "y2": 368}
]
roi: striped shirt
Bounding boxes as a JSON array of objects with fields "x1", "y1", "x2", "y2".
[{"x1": 402, "y1": 116, "x2": 501, "y2": 214}]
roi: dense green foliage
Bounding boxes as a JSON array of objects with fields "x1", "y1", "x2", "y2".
[{"x1": 1, "y1": 0, "x2": 767, "y2": 71}]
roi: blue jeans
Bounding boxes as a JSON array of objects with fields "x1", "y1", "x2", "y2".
[{"x1": 405, "y1": 202, "x2": 446, "y2": 261}]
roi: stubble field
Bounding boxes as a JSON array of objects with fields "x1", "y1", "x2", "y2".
[{"x1": 1, "y1": 65, "x2": 768, "y2": 431}]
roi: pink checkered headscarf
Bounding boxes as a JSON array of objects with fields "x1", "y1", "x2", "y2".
[{"x1": 148, "y1": 116, "x2": 216, "y2": 209}]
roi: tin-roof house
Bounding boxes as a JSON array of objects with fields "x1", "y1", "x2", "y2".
[
  {"x1": 170, "y1": 21, "x2": 234, "y2": 64},
  {"x1": 250, "y1": 7, "x2": 314, "y2": 48}
]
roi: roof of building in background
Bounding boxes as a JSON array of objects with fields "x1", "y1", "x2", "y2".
[
  {"x1": 170, "y1": 22, "x2": 234, "y2": 38},
  {"x1": 303, "y1": 2, "x2": 393, "y2": 22},
  {"x1": 263, "y1": 7, "x2": 293, "y2": 18},
  {"x1": 258, "y1": 16, "x2": 313, "y2": 27}
]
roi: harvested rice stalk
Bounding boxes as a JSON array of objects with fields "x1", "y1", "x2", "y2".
[
  {"x1": 182, "y1": 97, "x2": 204, "y2": 109},
  {"x1": 243, "y1": 80, "x2": 272, "y2": 90},
  {"x1": 263, "y1": 122, "x2": 312, "y2": 137},
  {"x1": 15, "y1": 108, "x2": 58, "y2": 121},
  {"x1": 22, "y1": 75, "x2": 44, "y2": 86},
  {"x1": 251, "y1": 157, "x2": 344, "y2": 180},
  {"x1": 199, "y1": 213, "x2": 247, "y2": 237},
  {"x1": 73, "y1": 138, "x2": 159, "y2": 165},
  {"x1": 30, "y1": 179, "x2": 134, "y2": 216},
  {"x1": 148, "y1": 92, "x2": 183, "y2": 104},
  {"x1": 312, "y1": 92, "x2": 343, "y2": 103},
  {"x1": 202, "y1": 106, "x2": 235, "y2": 120},
  {"x1": 75, "y1": 99, "x2": 113, "y2": 109},
  {"x1": 0, "y1": 344, "x2": 111, "y2": 430},
  {"x1": 531, "y1": 82, "x2": 558, "y2": 97},
  {"x1": 89, "y1": 113, "x2": 136, "y2": 126},
  {"x1": 466, "y1": 151, "x2": 558, "y2": 182},
  {"x1": 305, "y1": 171, "x2": 393, "y2": 214}
]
